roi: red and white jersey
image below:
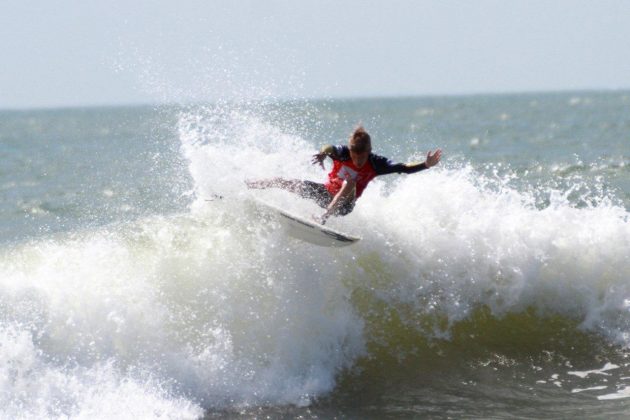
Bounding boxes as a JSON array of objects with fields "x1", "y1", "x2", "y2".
[
  {"x1": 323, "y1": 144, "x2": 428, "y2": 199},
  {"x1": 325, "y1": 159, "x2": 378, "y2": 199}
]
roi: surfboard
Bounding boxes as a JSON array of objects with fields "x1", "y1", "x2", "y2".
[{"x1": 255, "y1": 201, "x2": 360, "y2": 247}]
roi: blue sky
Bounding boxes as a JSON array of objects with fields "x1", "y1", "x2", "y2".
[{"x1": 2, "y1": 0, "x2": 630, "y2": 108}]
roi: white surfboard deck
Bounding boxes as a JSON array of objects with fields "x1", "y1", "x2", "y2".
[{"x1": 255, "y1": 200, "x2": 360, "y2": 247}]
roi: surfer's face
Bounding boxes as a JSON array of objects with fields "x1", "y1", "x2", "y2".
[{"x1": 349, "y1": 141, "x2": 371, "y2": 168}]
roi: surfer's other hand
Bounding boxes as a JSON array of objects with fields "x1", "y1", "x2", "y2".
[
  {"x1": 311, "y1": 153, "x2": 326, "y2": 169},
  {"x1": 425, "y1": 149, "x2": 442, "y2": 168}
]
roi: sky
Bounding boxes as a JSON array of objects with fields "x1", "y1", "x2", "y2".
[{"x1": 2, "y1": 0, "x2": 630, "y2": 109}]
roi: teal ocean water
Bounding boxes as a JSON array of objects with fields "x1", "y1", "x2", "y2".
[{"x1": 0, "y1": 91, "x2": 629, "y2": 418}]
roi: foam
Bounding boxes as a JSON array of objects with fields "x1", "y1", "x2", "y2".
[
  {"x1": 0, "y1": 209, "x2": 366, "y2": 415},
  {"x1": 0, "y1": 325, "x2": 203, "y2": 419}
]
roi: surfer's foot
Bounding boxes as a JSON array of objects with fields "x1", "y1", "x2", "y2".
[
  {"x1": 204, "y1": 194, "x2": 224, "y2": 201},
  {"x1": 312, "y1": 214, "x2": 328, "y2": 225},
  {"x1": 245, "y1": 180, "x2": 267, "y2": 189}
]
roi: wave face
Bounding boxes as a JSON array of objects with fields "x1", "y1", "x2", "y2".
[{"x1": 1, "y1": 94, "x2": 629, "y2": 417}]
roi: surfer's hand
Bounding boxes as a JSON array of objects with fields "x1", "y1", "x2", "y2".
[
  {"x1": 311, "y1": 153, "x2": 326, "y2": 169},
  {"x1": 312, "y1": 214, "x2": 327, "y2": 225},
  {"x1": 425, "y1": 149, "x2": 442, "y2": 168}
]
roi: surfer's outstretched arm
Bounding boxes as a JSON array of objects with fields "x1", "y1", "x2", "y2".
[
  {"x1": 372, "y1": 149, "x2": 443, "y2": 175},
  {"x1": 311, "y1": 144, "x2": 341, "y2": 169}
]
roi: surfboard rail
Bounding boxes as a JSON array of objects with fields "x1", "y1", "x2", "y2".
[{"x1": 255, "y1": 200, "x2": 360, "y2": 247}]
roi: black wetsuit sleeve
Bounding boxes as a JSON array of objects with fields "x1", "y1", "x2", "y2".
[
  {"x1": 371, "y1": 154, "x2": 429, "y2": 176},
  {"x1": 320, "y1": 144, "x2": 350, "y2": 161}
]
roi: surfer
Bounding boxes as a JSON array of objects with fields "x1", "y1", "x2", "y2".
[{"x1": 247, "y1": 126, "x2": 442, "y2": 224}]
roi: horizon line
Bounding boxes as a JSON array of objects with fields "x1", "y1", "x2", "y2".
[{"x1": 1, "y1": 86, "x2": 629, "y2": 113}]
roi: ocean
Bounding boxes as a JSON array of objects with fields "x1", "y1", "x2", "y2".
[{"x1": 0, "y1": 91, "x2": 629, "y2": 419}]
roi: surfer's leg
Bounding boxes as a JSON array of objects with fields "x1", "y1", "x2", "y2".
[
  {"x1": 246, "y1": 178, "x2": 333, "y2": 208},
  {"x1": 246, "y1": 177, "x2": 304, "y2": 193},
  {"x1": 335, "y1": 197, "x2": 356, "y2": 216},
  {"x1": 246, "y1": 178, "x2": 325, "y2": 200},
  {"x1": 299, "y1": 181, "x2": 333, "y2": 208}
]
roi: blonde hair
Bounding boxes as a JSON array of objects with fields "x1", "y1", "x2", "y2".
[{"x1": 349, "y1": 126, "x2": 371, "y2": 152}]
